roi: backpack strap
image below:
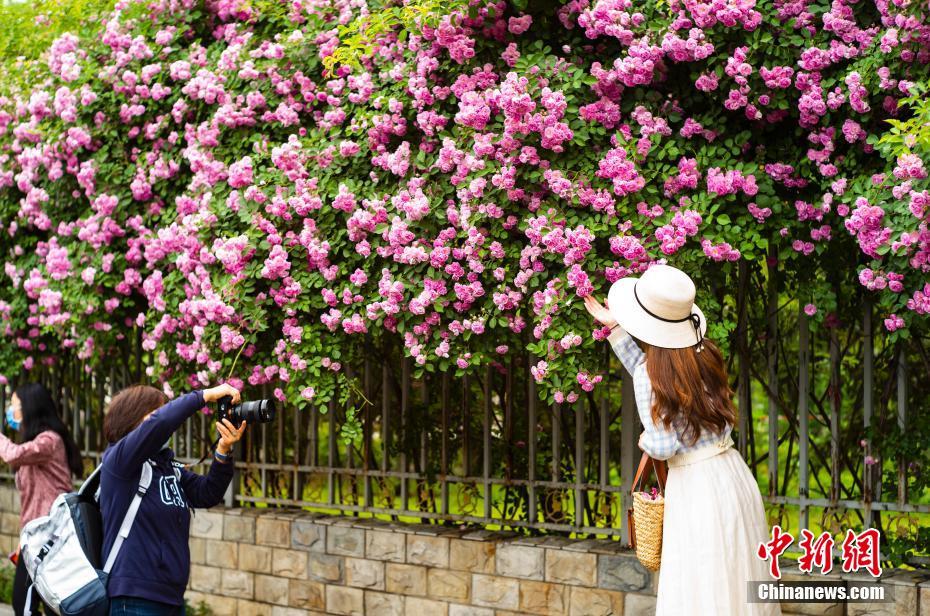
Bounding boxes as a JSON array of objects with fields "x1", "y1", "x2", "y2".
[
  {"x1": 103, "y1": 462, "x2": 154, "y2": 574},
  {"x1": 23, "y1": 584, "x2": 33, "y2": 616}
]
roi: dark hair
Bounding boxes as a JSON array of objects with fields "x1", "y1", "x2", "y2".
[
  {"x1": 642, "y1": 339, "x2": 737, "y2": 447},
  {"x1": 104, "y1": 385, "x2": 168, "y2": 444},
  {"x1": 13, "y1": 382, "x2": 84, "y2": 477}
]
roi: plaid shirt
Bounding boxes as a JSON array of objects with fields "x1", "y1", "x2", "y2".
[{"x1": 608, "y1": 327, "x2": 732, "y2": 460}]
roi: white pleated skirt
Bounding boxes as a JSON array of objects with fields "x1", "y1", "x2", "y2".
[{"x1": 655, "y1": 446, "x2": 782, "y2": 616}]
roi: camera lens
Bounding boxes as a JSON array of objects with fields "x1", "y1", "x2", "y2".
[{"x1": 238, "y1": 399, "x2": 276, "y2": 424}]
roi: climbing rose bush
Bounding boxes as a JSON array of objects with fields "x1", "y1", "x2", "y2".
[{"x1": 0, "y1": 0, "x2": 928, "y2": 410}]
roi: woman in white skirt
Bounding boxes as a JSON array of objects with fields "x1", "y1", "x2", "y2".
[{"x1": 585, "y1": 264, "x2": 781, "y2": 616}]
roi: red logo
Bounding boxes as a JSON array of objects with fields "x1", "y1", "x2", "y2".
[
  {"x1": 798, "y1": 530, "x2": 834, "y2": 575},
  {"x1": 757, "y1": 525, "x2": 794, "y2": 579},
  {"x1": 841, "y1": 528, "x2": 881, "y2": 577},
  {"x1": 757, "y1": 526, "x2": 882, "y2": 579}
]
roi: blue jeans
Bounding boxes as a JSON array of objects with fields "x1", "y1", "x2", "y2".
[{"x1": 109, "y1": 597, "x2": 185, "y2": 616}]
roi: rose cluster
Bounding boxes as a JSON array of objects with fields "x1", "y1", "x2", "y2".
[{"x1": 0, "y1": 0, "x2": 927, "y2": 408}]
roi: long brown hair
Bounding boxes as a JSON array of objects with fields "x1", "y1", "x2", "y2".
[
  {"x1": 643, "y1": 339, "x2": 736, "y2": 446},
  {"x1": 104, "y1": 385, "x2": 169, "y2": 444}
]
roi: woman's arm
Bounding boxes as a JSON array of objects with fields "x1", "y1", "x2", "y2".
[
  {"x1": 0, "y1": 431, "x2": 59, "y2": 468},
  {"x1": 104, "y1": 390, "x2": 205, "y2": 474},
  {"x1": 607, "y1": 326, "x2": 646, "y2": 374},
  {"x1": 179, "y1": 459, "x2": 235, "y2": 508},
  {"x1": 181, "y1": 414, "x2": 245, "y2": 507},
  {"x1": 632, "y1": 363, "x2": 681, "y2": 460}
]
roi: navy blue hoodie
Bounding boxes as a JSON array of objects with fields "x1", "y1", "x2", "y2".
[{"x1": 99, "y1": 390, "x2": 234, "y2": 606}]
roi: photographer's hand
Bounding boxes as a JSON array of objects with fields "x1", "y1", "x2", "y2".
[
  {"x1": 203, "y1": 383, "x2": 241, "y2": 405},
  {"x1": 216, "y1": 419, "x2": 246, "y2": 456}
]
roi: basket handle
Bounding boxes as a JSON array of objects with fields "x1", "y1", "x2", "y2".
[{"x1": 631, "y1": 451, "x2": 667, "y2": 495}]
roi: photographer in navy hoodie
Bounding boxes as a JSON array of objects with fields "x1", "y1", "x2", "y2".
[{"x1": 99, "y1": 384, "x2": 246, "y2": 615}]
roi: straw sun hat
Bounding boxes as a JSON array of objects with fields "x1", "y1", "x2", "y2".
[{"x1": 606, "y1": 264, "x2": 707, "y2": 351}]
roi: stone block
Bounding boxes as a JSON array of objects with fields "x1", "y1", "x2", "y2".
[
  {"x1": 221, "y1": 569, "x2": 254, "y2": 599},
  {"x1": 366, "y1": 529, "x2": 406, "y2": 562},
  {"x1": 237, "y1": 599, "x2": 272, "y2": 616},
  {"x1": 545, "y1": 549, "x2": 596, "y2": 586},
  {"x1": 184, "y1": 591, "x2": 208, "y2": 607},
  {"x1": 406, "y1": 597, "x2": 449, "y2": 616},
  {"x1": 623, "y1": 592, "x2": 655, "y2": 616},
  {"x1": 598, "y1": 553, "x2": 651, "y2": 592},
  {"x1": 223, "y1": 514, "x2": 255, "y2": 543},
  {"x1": 272, "y1": 548, "x2": 308, "y2": 579},
  {"x1": 448, "y1": 604, "x2": 493, "y2": 616},
  {"x1": 921, "y1": 583, "x2": 930, "y2": 616},
  {"x1": 569, "y1": 587, "x2": 624, "y2": 616},
  {"x1": 240, "y1": 544, "x2": 273, "y2": 573},
  {"x1": 450, "y1": 539, "x2": 495, "y2": 574},
  {"x1": 291, "y1": 519, "x2": 326, "y2": 552},
  {"x1": 846, "y1": 585, "x2": 917, "y2": 616},
  {"x1": 777, "y1": 596, "x2": 843, "y2": 616},
  {"x1": 255, "y1": 574, "x2": 290, "y2": 606},
  {"x1": 325, "y1": 585, "x2": 363, "y2": 616},
  {"x1": 327, "y1": 525, "x2": 365, "y2": 557},
  {"x1": 495, "y1": 544, "x2": 544, "y2": 580},
  {"x1": 0, "y1": 488, "x2": 13, "y2": 512},
  {"x1": 288, "y1": 579, "x2": 325, "y2": 610},
  {"x1": 519, "y1": 580, "x2": 568, "y2": 616},
  {"x1": 190, "y1": 565, "x2": 222, "y2": 593},
  {"x1": 427, "y1": 569, "x2": 470, "y2": 602},
  {"x1": 189, "y1": 537, "x2": 206, "y2": 565},
  {"x1": 190, "y1": 511, "x2": 224, "y2": 539},
  {"x1": 196, "y1": 594, "x2": 237, "y2": 616},
  {"x1": 407, "y1": 535, "x2": 450, "y2": 568},
  {"x1": 205, "y1": 539, "x2": 238, "y2": 568},
  {"x1": 345, "y1": 557, "x2": 385, "y2": 589},
  {"x1": 271, "y1": 608, "x2": 313, "y2": 616},
  {"x1": 307, "y1": 552, "x2": 344, "y2": 583},
  {"x1": 364, "y1": 590, "x2": 404, "y2": 616},
  {"x1": 385, "y1": 563, "x2": 428, "y2": 596},
  {"x1": 471, "y1": 574, "x2": 519, "y2": 610},
  {"x1": 257, "y1": 518, "x2": 292, "y2": 548}
]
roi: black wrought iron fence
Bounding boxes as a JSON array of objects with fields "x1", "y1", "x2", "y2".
[{"x1": 1, "y1": 260, "x2": 927, "y2": 565}]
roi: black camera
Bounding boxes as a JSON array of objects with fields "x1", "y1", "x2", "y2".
[{"x1": 217, "y1": 396, "x2": 276, "y2": 428}]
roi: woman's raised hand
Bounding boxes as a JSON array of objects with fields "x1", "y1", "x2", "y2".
[
  {"x1": 203, "y1": 383, "x2": 241, "y2": 405},
  {"x1": 583, "y1": 295, "x2": 618, "y2": 329}
]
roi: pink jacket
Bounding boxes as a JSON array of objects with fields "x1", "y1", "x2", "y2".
[{"x1": 0, "y1": 430, "x2": 73, "y2": 528}]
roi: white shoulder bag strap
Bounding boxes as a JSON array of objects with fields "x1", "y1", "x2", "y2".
[{"x1": 103, "y1": 461, "x2": 154, "y2": 574}]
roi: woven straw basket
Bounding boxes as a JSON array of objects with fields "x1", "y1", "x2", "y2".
[
  {"x1": 632, "y1": 491, "x2": 664, "y2": 571},
  {"x1": 627, "y1": 452, "x2": 667, "y2": 572}
]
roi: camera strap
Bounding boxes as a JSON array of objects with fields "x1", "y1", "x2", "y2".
[{"x1": 186, "y1": 435, "x2": 221, "y2": 470}]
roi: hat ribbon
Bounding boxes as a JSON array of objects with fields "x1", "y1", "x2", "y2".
[{"x1": 633, "y1": 281, "x2": 705, "y2": 352}]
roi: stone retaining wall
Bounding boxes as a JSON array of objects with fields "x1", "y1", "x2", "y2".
[{"x1": 0, "y1": 486, "x2": 926, "y2": 615}]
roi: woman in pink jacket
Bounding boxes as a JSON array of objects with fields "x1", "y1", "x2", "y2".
[{"x1": 0, "y1": 383, "x2": 83, "y2": 616}]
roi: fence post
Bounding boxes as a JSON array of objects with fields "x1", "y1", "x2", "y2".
[
  {"x1": 736, "y1": 259, "x2": 751, "y2": 460},
  {"x1": 620, "y1": 366, "x2": 637, "y2": 545},
  {"x1": 862, "y1": 299, "x2": 874, "y2": 527},
  {"x1": 574, "y1": 398, "x2": 584, "y2": 530},
  {"x1": 798, "y1": 305, "x2": 810, "y2": 533},
  {"x1": 527, "y1": 353, "x2": 538, "y2": 526},
  {"x1": 483, "y1": 365, "x2": 492, "y2": 521},
  {"x1": 829, "y1": 328, "x2": 841, "y2": 503},
  {"x1": 897, "y1": 346, "x2": 908, "y2": 505},
  {"x1": 766, "y1": 246, "x2": 779, "y2": 498}
]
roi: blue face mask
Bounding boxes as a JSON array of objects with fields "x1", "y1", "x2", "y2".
[{"x1": 5, "y1": 407, "x2": 20, "y2": 431}]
